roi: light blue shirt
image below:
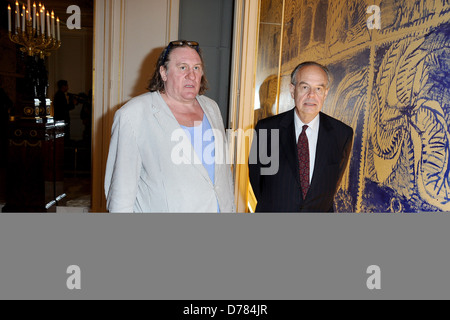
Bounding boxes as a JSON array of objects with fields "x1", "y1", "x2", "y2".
[{"x1": 181, "y1": 114, "x2": 219, "y2": 212}]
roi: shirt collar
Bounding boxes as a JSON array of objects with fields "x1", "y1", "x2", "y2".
[{"x1": 294, "y1": 110, "x2": 320, "y2": 133}]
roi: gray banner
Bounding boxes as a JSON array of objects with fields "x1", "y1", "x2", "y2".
[{"x1": 0, "y1": 213, "x2": 449, "y2": 300}]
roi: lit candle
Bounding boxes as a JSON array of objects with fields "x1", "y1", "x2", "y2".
[
  {"x1": 15, "y1": 2, "x2": 19, "y2": 31},
  {"x1": 27, "y1": 0, "x2": 31, "y2": 20},
  {"x1": 22, "y1": 6, "x2": 25, "y2": 31},
  {"x1": 36, "y1": 11, "x2": 39, "y2": 34},
  {"x1": 51, "y1": 11, "x2": 55, "y2": 38},
  {"x1": 56, "y1": 17, "x2": 60, "y2": 41},
  {"x1": 46, "y1": 11, "x2": 50, "y2": 38},
  {"x1": 33, "y1": 3, "x2": 36, "y2": 29},
  {"x1": 8, "y1": 5, "x2": 11, "y2": 32},
  {"x1": 40, "y1": 7, "x2": 44, "y2": 35}
]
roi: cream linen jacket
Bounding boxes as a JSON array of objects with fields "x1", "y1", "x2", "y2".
[{"x1": 105, "y1": 91, "x2": 235, "y2": 213}]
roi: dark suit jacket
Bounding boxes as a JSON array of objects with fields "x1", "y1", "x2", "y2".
[
  {"x1": 53, "y1": 91, "x2": 74, "y2": 124},
  {"x1": 249, "y1": 109, "x2": 353, "y2": 212}
]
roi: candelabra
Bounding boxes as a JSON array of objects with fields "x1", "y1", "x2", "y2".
[
  {"x1": 9, "y1": 21, "x2": 61, "y2": 59},
  {"x1": 7, "y1": 1, "x2": 61, "y2": 59},
  {"x1": 6, "y1": 1, "x2": 61, "y2": 120}
]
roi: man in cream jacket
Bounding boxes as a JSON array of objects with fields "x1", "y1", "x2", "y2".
[{"x1": 105, "y1": 41, "x2": 235, "y2": 213}]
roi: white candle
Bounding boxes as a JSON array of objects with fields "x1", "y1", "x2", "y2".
[
  {"x1": 33, "y1": 3, "x2": 36, "y2": 29},
  {"x1": 38, "y1": 2, "x2": 41, "y2": 23},
  {"x1": 22, "y1": 6, "x2": 25, "y2": 31},
  {"x1": 40, "y1": 8, "x2": 44, "y2": 35},
  {"x1": 51, "y1": 11, "x2": 55, "y2": 38},
  {"x1": 46, "y1": 11, "x2": 50, "y2": 37},
  {"x1": 8, "y1": 5, "x2": 11, "y2": 32},
  {"x1": 36, "y1": 11, "x2": 39, "y2": 34},
  {"x1": 15, "y1": 2, "x2": 19, "y2": 31},
  {"x1": 57, "y1": 17, "x2": 60, "y2": 41},
  {"x1": 27, "y1": 0, "x2": 31, "y2": 20}
]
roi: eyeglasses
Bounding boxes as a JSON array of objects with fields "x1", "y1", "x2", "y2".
[{"x1": 162, "y1": 40, "x2": 200, "y2": 63}]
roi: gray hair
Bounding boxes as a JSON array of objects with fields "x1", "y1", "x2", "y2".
[{"x1": 291, "y1": 61, "x2": 331, "y2": 88}]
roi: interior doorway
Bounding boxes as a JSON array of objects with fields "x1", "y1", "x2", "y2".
[
  {"x1": 45, "y1": 0, "x2": 94, "y2": 211},
  {"x1": 0, "y1": 0, "x2": 94, "y2": 212}
]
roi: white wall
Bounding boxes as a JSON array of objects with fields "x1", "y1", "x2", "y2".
[
  {"x1": 92, "y1": 0, "x2": 179, "y2": 212},
  {"x1": 122, "y1": 0, "x2": 179, "y2": 99}
]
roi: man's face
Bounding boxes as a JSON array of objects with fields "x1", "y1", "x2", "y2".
[
  {"x1": 289, "y1": 65, "x2": 330, "y2": 123},
  {"x1": 160, "y1": 47, "x2": 203, "y2": 102}
]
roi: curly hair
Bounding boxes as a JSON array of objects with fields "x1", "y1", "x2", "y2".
[{"x1": 147, "y1": 40, "x2": 209, "y2": 95}]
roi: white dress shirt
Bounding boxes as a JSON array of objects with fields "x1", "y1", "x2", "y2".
[{"x1": 294, "y1": 111, "x2": 320, "y2": 183}]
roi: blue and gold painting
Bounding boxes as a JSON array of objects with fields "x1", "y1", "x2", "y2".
[{"x1": 255, "y1": 0, "x2": 450, "y2": 212}]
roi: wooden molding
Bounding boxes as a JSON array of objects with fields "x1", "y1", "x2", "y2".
[{"x1": 229, "y1": 0, "x2": 260, "y2": 213}]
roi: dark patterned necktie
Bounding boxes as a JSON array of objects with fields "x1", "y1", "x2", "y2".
[{"x1": 298, "y1": 125, "x2": 310, "y2": 199}]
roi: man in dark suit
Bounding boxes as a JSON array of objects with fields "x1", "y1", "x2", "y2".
[{"x1": 249, "y1": 61, "x2": 353, "y2": 212}]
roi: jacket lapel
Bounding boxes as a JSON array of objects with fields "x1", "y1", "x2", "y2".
[
  {"x1": 151, "y1": 92, "x2": 213, "y2": 186},
  {"x1": 310, "y1": 112, "x2": 333, "y2": 189},
  {"x1": 199, "y1": 96, "x2": 224, "y2": 187},
  {"x1": 280, "y1": 109, "x2": 301, "y2": 188}
]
